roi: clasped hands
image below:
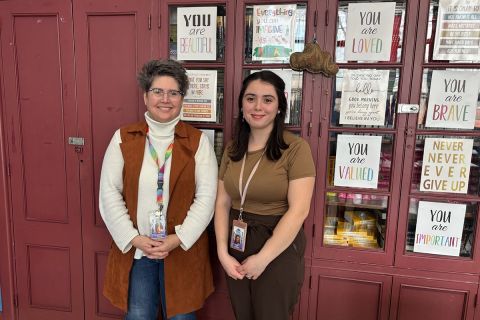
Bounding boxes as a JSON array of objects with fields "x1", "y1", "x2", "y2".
[
  {"x1": 131, "y1": 234, "x2": 181, "y2": 259},
  {"x1": 219, "y1": 252, "x2": 268, "y2": 281}
]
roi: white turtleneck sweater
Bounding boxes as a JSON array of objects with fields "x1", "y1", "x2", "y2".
[{"x1": 99, "y1": 112, "x2": 218, "y2": 259}]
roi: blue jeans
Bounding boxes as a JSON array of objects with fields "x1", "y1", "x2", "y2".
[{"x1": 125, "y1": 257, "x2": 197, "y2": 320}]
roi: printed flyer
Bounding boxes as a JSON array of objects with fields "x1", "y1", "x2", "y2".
[
  {"x1": 414, "y1": 201, "x2": 466, "y2": 256},
  {"x1": 182, "y1": 70, "x2": 217, "y2": 122},
  {"x1": 252, "y1": 4, "x2": 297, "y2": 61},
  {"x1": 425, "y1": 70, "x2": 480, "y2": 129},
  {"x1": 339, "y1": 69, "x2": 389, "y2": 126},
  {"x1": 344, "y1": 2, "x2": 396, "y2": 61},
  {"x1": 177, "y1": 7, "x2": 217, "y2": 60},
  {"x1": 420, "y1": 137, "x2": 473, "y2": 193},
  {"x1": 433, "y1": 0, "x2": 480, "y2": 61},
  {"x1": 334, "y1": 134, "x2": 382, "y2": 189}
]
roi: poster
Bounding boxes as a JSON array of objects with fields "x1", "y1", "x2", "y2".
[
  {"x1": 334, "y1": 134, "x2": 382, "y2": 189},
  {"x1": 177, "y1": 7, "x2": 217, "y2": 60},
  {"x1": 339, "y1": 69, "x2": 389, "y2": 125},
  {"x1": 420, "y1": 137, "x2": 473, "y2": 193},
  {"x1": 252, "y1": 4, "x2": 297, "y2": 61},
  {"x1": 182, "y1": 70, "x2": 217, "y2": 122},
  {"x1": 433, "y1": 0, "x2": 480, "y2": 61},
  {"x1": 344, "y1": 2, "x2": 396, "y2": 61},
  {"x1": 414, "y1": 201, "x2": 466, "y2": 256},
  {"x1": 252, "y1": 69, "x2": 293, "y2": 123},
  {"x1": 425, "y1": 70, "x2": 480, "y2": 129}
]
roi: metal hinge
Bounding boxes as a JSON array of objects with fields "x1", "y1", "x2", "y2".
[
  {"x1": 312, "y1": 223, "x2": 316, "y2": 238},
  {"x1": 148, "y1": 14, "x2": 152, "y2": 30},
  {"x1": 307, "y1": 122, "x2": 313, "y2": 136},
  {"x1": 314, "y1": 10, "x2": 318, "y2": 27},
  {"x1": 325, "y1": 9, "x2": 329, "y2": 26},
  {"x1": 309, "y1": 275, "x2": 312, "y2": 289}
]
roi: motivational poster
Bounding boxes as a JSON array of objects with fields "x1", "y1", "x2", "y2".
[
  {"x1": 334, "y1": 135, "x2": 382, "y2": 189},
  {"x1": 345, "y1": 2, "x2": 396, "y2": 61},
  {"x1": 339, "y1": 69, "x2": 389, "y2": 125},
  {"x1": 252, "y1": 69, "x2": 293, "y2": 123},
  {"x1": 433, "y1": 0, "x2": 480, "y2": 61},
  {"x1": 182, "y1": 70, "x2": 217, "y2": 122},
  {"x1": 414, "y1": 201, "x2": 466, "y2": 256},
  {"x1": 420, "y1": 137, "x2": 473, "y2": 193},
  {"x1": 426, "y1": 70, "x2": 480, "y2": 129},
  {"x1": 252, "y1": 4, "x2": 297, "y2": 61},
  {"x1": 177, "y1": 7, "x2": 217, "y2": 60}
]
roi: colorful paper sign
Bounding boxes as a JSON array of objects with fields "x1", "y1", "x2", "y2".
[
  {"x1": 177, "y1": 7, "x2": 217, "y2": 61},
  {"x1": 433, "y1": 0, "x2": 480, "y2": 61},
  {"x1": 334, "y1": 135, "x2": 382, "y2": 189},
  {"x1": 339, "y1": 69, "x2": 389, "y2": 125},
  {"x1": 420, "y1": 137, "x2": 473, "y2": 193},
  {"x1": 182, "y1": 70, "x2": 217, "y2": 122},
  {"x1": 252, "y1": 4, "x2": 297, "y2": 61},
  {"x1": 414, "y1": 201, "x2": 466, "y2": 256},
  {"x1": 345, "y1": 2, "x2": 396, "y2": 61},
  {"x1": 426, "y1": 70, "x2": 480, "y2": 129}
]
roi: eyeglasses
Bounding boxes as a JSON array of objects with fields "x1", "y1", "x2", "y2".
[{"x1": 148, "y1": 88, "x2": 184, "y2": 99}]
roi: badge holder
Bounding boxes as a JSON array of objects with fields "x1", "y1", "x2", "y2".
[
  {"x1": 230, "y1": 209, "x2": 247, "y2": 252},
  {"x1": 150, "y1": 207, "x2": 167, "y2": 240}
]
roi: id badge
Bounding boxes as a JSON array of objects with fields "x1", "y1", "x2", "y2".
[
  {"x1": 150, "y1": 209, "x2": 167, "y2": 240},
  {"x1": 230, "y1": 219, "x2": 247, "y2": 252}
]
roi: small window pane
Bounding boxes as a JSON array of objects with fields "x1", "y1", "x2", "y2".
[
  {"x1": 324, "y1": 191, "x2": 388, "y2": 250},
  {"x1": 180, "y1": 69, "x2": 225, "y2": 125},
  {"x1": 336, "y1": 0, "x2": 406, "y2": 63},
  {"x1": 417, "y1": 68, "x2": 480, "y2": 131},
  {"x1": 331, "y1": 68, "x2": 400, "y2": 128},
  {"x1": 411, "y1": 135, "x2": 480, "y2": 195},
  {"x1": 244, "y1": 4, "x2": 307, "y2": 65},
  {"x1": 425, "y1": 1, "x2": 480, "y2": 64},
  {"x1": 327, "y1": 132, "x2": 394, "y2": 191},
  {"x1": 406, "y1": 198, "x2": 477, "y2": 258},
  {"x1": 169, "y1": 6, "x2": 226, "y2": 62}
]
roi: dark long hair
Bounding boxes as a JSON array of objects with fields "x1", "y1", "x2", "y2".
[{"x1": 229, "y1": 71, "x2": 288, "y2": 161}]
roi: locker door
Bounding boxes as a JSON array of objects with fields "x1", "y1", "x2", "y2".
[
  {"x1": 0, "y1": 0, "x2": 83, "y2": 319},
  {"x1": 73, "y1": 0, "x2": 152, "y2": 318}
]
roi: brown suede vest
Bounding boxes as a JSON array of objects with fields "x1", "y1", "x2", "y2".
[{"x1": 103, "y1": 120, "x2": 214, "y2": 318}]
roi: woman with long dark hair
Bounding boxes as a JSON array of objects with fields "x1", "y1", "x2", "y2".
[{"x1": 215, "y1": 70, "x2": 315, "y2": 320}]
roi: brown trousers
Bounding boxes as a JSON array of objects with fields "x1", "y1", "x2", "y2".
[{"x1": 226, "y1": 209, "x2": 305, "y2": 320}]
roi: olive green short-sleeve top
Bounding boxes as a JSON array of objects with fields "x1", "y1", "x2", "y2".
[{"x1": 219, "y1": 131, "x2": 316, "y2": 216}]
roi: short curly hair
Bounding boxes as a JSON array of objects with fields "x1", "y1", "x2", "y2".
[{"x1": 137, "y1": 59, "x2": 189, "y2": 94}]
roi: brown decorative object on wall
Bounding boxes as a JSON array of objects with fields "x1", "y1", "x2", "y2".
[{"x1": 289, "y1": 42, "x2": 339, "y2": 77}]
